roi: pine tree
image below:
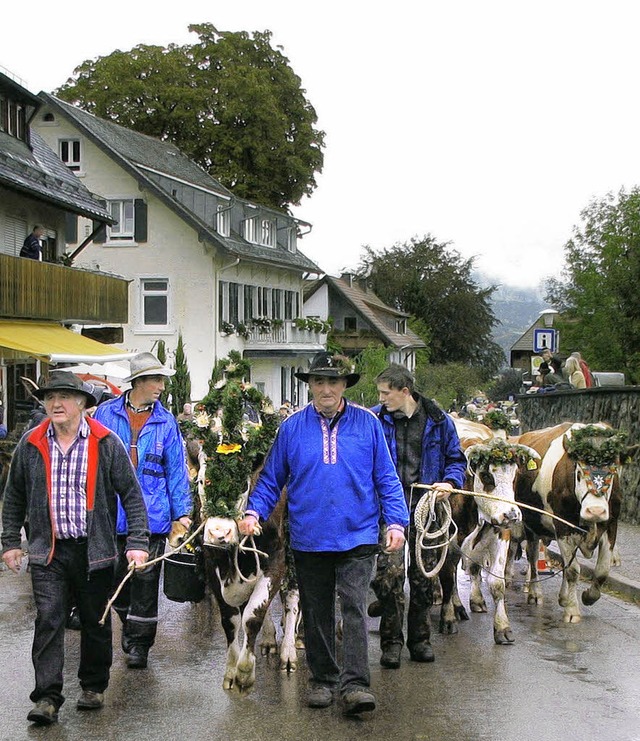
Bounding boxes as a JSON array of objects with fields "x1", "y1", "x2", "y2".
[{"x1": 171, "y1": 333, "x2": 192, "y2": 415}]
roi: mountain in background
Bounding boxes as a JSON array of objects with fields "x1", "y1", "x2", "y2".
[{"x1": 475, "y1": 273, "x2": 552, "y2": 363}]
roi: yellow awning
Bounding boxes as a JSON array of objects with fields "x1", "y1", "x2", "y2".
[{"x1": 0, "y1": 320, "x2": 135, "y2": 363}]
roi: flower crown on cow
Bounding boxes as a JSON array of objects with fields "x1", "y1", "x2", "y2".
[
  {"x1": 466, "y1": 438, "x2": 539, "y2": 471},
  {"x1": 563, "y1": 425, "x2": 628, "y2": 467},
  {"x1": 180, "y1": 351, "x2": 279, "y2": 519}
]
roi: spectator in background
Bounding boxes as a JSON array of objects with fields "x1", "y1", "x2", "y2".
[
  {"x1": 571, "y1": 352, "x2": 594, "y2": 387},
  {"x1": 20, "y1": 225, "x2": 45, "y2": 260},
  {"x1": 564, "y1": 355, "x2": 586, "y2": 388}
]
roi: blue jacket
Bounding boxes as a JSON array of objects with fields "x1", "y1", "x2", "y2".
[
  {"x1": 247, "y1": 401, "x2": 409, "y2": 552},
  {"x1": 372, "y1": 394, "x2": 466, "y2": 491},
  {"x1": 93, "y1": 396, "x2": 191, "y2": 535}
]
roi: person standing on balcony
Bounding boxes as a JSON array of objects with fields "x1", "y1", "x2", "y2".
[
  {"x1": 92, "y1": 352, "x2": 192, "y2": 670},
  {"x1": 20, "y1": 225, "x2": 45, "y2": 260}
]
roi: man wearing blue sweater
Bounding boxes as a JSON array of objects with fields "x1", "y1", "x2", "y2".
[{"x1": 238, "y1": 352, "x2": 408, "y2": 717}]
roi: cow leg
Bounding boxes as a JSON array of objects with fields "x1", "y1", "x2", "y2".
[
  {"x1": 279, "y1": 588, "x2": 300, "y2": 672},
  {"x1": 461, "y1": 527, "x2": 487, "y2": 614},
  {"x1": 485, "y1": 532, "x2": 514, "y2": 645},
  {"x1": 468, "y1": 560, "x2": 487, "y2": 613},
  {"x1": 439, "y1": 550, "x2": 460, "y2": 635},
  {"x1": 218, "y1": 603, "x2": 243, "y2": 690},
  {"x1": 236, "y1": 574, "x2": 279, "y2": 691},
  {"x1": 525, "y1": 536, "x2": 543, "y2": 605},
  {"x1": 260, "y1": 608, "x2": 278, "y2": 656},
  {"x1": 557, "y1": 535, "x2": 582, "y2": 623},
  {"x1": 582, "y1": 532, "x2": 611, "y2": 606}
]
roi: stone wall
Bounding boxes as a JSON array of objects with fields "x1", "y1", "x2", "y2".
[{"x1": 517, "y1": 387, "x2": 640, "y2": 524}]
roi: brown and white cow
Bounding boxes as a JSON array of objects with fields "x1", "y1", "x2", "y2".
[
  {"x1": 190, "y1": 444, "x2": 300, "y2": 691},
  {"x1": 439, "y1": 433, "x2": 539, "y2": 645},
  {"x1": 514, "y1": 422, "x2": 637, "y2": 623}
]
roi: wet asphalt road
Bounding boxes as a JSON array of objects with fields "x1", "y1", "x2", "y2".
[{"x1": 2, "y1": 560, "x2": 640, "y2": 741}]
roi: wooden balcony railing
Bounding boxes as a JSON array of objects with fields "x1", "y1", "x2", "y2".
[{"x1": 0, "y1": 254, "x2": 129, "y2": 324}]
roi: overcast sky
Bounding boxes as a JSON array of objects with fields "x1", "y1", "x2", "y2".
[{"x1": 4, "y1": 1, "x2": 640, "y2": 289}]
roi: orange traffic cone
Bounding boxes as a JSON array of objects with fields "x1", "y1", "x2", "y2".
[{"x1": 537, "y1": 543, "x2": 552, "y2": 574}]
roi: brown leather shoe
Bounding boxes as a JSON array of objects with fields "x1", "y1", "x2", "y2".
[
  {"x1": 27, "y1": 698, "x2": 58, "y2": 725},
  {"x1": 77, "y1": 690, "x2": 104, "y2": 710},
  {"x1": 342, "y1": 689, "x2": 376, "y2": 715}
]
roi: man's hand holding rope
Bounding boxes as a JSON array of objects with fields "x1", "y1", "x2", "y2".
[{"x1": 430, "y1": 481, "x2": 454, "y2": 502}]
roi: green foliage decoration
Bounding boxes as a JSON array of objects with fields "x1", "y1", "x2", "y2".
[
  {"x1": 564, "y1": 425, "x2": 628, "y2": 466},
  {"x1": 467, "y1": 439, "x2": 539, "y2": 471},
  {"x1": 482, "y1": 409, "x2": 512, "y2": 432},
  {"x1": 186, "y1": 351, "x2": 279, "y2": 519}
]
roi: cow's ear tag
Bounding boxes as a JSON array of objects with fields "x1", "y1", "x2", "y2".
[{"x1": 527, "y1": 459, "x2": 538, "y2": 470}]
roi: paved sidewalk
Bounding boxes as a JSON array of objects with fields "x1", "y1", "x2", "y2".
[{"x1": 546, "y1": 520, "x2": 640, "y2": 602}]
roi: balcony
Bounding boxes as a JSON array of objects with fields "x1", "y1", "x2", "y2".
[
  {"x1": 0, "y1": 254, "x2": 129, "y2": 324},
  {"x1": 230, "y1": 319, "x2": 326, "y2": 352}
]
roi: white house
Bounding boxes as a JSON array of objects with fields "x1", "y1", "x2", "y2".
[{"x1": 34, "y1": 94, "x2": 325, "y2": 405}]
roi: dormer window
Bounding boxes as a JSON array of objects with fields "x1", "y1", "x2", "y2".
[
  {"x1": 287, "y1": 227, "x2": 297, "y2": 253},
  {"x1": 59, "y1": 139, "x2": 81, "y2": 172},
  {"x1": 260, "y1": 219, "x2": 275, "y2": 247},
  {"x1": 216, "y1": 203, "x2": 230, "y2": 237},
  {"x1": 396, "y1": 318, "x2": 407, "y2": 334},
  {"x1": 242, "y1": 216, "x2": 257, "y2": 243},
  {"x1": 0, "y1": 96, "x2": 27, "y2": 142}
]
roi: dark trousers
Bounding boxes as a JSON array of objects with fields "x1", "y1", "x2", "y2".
[
  {"x1": 113, "y1": 534, "x2": 166, "y2": 649},
  {"x1": 371, "y1": 524, "x2": 434, "y2": 650},
  {"x1": 293, "y1": 546, "x2": 376, "y2": 695},
  {"x1": 30, "y1": 539, "x2": 113, "y2": 708}
]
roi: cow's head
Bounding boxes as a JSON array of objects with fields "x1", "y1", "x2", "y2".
[
  {"x1": 203, "y1": 516, "x2": 240, "y2": 547},
  {"x1": 563, "y1": 423, "x2": 638, "y2": 523},
  {"x1": 465, "y1": 440, "x2": 540, "y2": 528}
]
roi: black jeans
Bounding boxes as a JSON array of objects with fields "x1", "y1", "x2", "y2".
[
  {"x1": 293, "y1": 546, "x2": 376, "y2": 696},
  {"x1": 30, "y1": 539, "x2": 113, "y2": 708},
  {"x1": 113, "y1": 534, "x2": 166, "y2": 649}
]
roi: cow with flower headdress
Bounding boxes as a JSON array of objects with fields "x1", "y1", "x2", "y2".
[
  {"x1": 180, "y1": 352, "x2": 300, "y2": 690},
  {"x1": 513, "y1": 422, "x2": 639, "y2": 622}
]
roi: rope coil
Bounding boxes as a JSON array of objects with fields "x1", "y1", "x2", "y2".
[{"x1": 413, "y1": 487, "x2": 457, "y2": 578}]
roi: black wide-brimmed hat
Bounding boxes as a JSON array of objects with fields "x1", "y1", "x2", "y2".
[
  {"x1": 33, "y1": 371, "x2": 98, "y2": 407},
  {"x1": 295, "y1": 352, "x2": 360, "y2": 388}
]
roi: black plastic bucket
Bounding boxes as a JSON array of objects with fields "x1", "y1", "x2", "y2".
[{"x1": 163, "y1": 551, "x2": 205, "y2": 603}]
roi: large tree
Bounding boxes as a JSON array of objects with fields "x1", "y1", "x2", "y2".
[
  {"x1": 546, "y1": 187, "x2": 640, "y2": 382},
  {"x1": 358, "y1": 236, "x2": 504, "y2": 377},
  {"x1": 55, "y1": 23, "x2": 324, "y2": 210}
]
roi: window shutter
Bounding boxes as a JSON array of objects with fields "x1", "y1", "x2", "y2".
[
  {"x1": 134, "y1": 199, "x2": 148, "y2": 242},
  {"x1": 65, "y1": 213, "x2": 77, "y2": 244},
  {"x1": 93, "y1": 200, "x2": 107, "y2": 243}
]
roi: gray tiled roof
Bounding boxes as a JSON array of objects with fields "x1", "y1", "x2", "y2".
[
  {"x1": 0, "y1": 129, "x2": 111, "y2": 221},
  {"x1": 40, "y1": 94, "x2": 320, "y2": 273}
]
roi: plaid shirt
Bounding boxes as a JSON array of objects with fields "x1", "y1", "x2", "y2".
[{"x1": 47, "y1": 416, "x2": 89, "y2": 539}]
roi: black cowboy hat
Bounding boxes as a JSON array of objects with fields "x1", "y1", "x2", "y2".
[
  {"x1": 33, "y1": 371, "x2": 98, "y2": 407},
  {"x1": 295, "y1": 352, "x2": 360, "y2": 388}
]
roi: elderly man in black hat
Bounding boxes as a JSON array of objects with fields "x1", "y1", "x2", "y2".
[
  {"x1": 238, "y1": 352, "x2": 409, "y2": 717},
  {"x1": 1, "y1": 371, "x2": 149, "y2": 726},
  {"x1": 93, "y1": 352, "x2": 191, "y2": 669}
]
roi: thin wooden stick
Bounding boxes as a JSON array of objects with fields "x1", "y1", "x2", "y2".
[{"x1": 99, "y1": 522, "x2": 206, "y2": 626}]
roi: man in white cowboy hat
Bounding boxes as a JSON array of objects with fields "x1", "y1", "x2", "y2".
[
  {"x1": 93, "y1": 352, "x2": 192, "y2": 669},
  {"x1": 238, "y1": 351, "x2": 409, "y2": 717},
  {"x1": 2, "y1": 371, "x2": 149, "y2": 725}
]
